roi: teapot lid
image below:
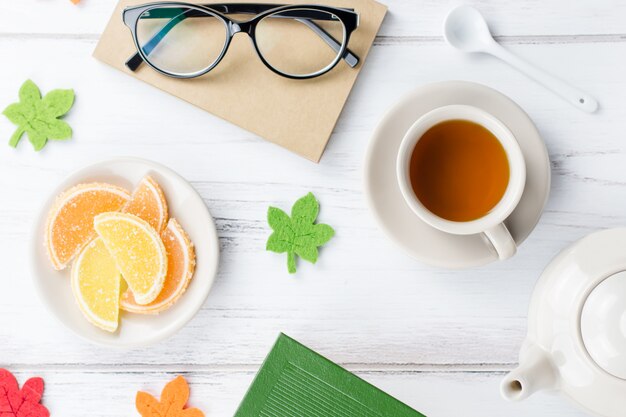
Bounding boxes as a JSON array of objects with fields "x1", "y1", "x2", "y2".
[{"x1": 581, "y1": 271, "x2": 626, "y2": 380}]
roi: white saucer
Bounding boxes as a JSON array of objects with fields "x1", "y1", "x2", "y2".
[
  {"x1": 364, "y1": 81, "x2": 551, "y2": 268},
  {"x1": 31, "y1": 157, "x2": 220, "y2": 347}
]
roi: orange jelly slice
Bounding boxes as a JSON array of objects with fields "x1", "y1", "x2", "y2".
[
  {"x1": 123, "y1": 176, "x2": 168, "y2": 233},
  {"x1": 45, "y1": 183, "x2": 130, "y2": 270}
]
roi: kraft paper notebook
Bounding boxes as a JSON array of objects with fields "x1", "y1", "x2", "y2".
[
  {"x1": 234, "y1": 334, "x2": 426, "y2": 416},
  {"x1": 93, "y1": 0, "x2": 387, "y2": 162}
]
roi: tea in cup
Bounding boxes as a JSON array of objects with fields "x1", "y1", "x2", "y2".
[{"x1": 396, "y1": 105, "x2": 526, "y2": 260}]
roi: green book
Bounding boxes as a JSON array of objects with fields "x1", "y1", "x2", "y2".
[{"x1": 234, "y1": 334, "x2": 426, "y2": 417}]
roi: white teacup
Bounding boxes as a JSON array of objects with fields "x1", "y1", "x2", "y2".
[{"x1": 396, "y1": 105, "x2": 526, "y2": 260}]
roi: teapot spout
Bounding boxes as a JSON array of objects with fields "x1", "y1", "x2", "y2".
[{"x1": 501, "y1": 345, "x2": 557, "y2": 401}]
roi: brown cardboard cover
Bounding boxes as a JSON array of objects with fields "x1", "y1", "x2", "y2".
[{"x1": 93, "y1": 0, "x2": 387, "y2": 162}]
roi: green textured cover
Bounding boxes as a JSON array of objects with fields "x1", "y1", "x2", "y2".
[{"x1": 234, "y1": 334, "x2": 426, "y2": 417}]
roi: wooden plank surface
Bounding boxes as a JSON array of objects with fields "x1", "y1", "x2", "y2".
[
  {"x1": 6, "y1": 369, "x2": 588, "y2": 416},
  {"x1": 1, "y1": 1, "x2": 625, "y2": 38},
  {"x1": 1, "y1": 1, "x2": 625, "y2": 416}
]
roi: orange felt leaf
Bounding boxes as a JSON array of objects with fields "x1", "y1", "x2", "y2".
[
  {"x1": 70, "y1": 0, "x2": 80, "y2": 4},
  {"x1": 136, "y1": 376, "x2": 204, "y2": 417}
]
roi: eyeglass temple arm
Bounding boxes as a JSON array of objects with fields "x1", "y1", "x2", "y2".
[
  {"x1": 296, "y1": 17, "x2": 358, "y2": 67},
  {"x1": 125, "y1": 5, "x2": 359, "y2": 71}
]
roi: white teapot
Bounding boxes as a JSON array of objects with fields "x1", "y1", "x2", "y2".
[{"x1": 502, "y1": 228, "x2": 626, "y2": 417}]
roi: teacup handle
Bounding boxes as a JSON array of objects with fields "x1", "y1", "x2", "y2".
[{"x1": 484, "y1": 223, "x2": 517, "y2": 260}]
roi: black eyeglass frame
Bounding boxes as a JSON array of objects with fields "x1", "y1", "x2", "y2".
[{"x1": 122, "y1": 2, "x2": 360, "y2": 79}]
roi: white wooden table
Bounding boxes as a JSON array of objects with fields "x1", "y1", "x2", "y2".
[{"x1": 1, "y1": 1, "x2": 624, "y2": 415}]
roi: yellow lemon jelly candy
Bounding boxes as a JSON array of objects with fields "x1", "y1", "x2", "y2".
[
  {"x1": 71, "y1": 237, "x2": 121, "y2": 332},
  {"x1": 94, "y1": 212, "x2": 167, "y2": 305}
]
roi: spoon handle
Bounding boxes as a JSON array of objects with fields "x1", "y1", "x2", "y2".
[{"x1": 487, "y1": 42, "x2": 598, "y2": 113}]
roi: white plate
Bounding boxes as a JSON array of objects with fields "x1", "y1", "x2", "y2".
[
  {"x1": 31, "y1": 157, "x2": 220, "y2": 347},
  {"x1": 364, "y1": 81, "x2": 551, "y2": 268}
]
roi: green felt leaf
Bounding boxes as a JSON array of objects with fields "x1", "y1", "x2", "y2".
[
  {"x1": 8, "y1": 128, "x2": 25, "y2": 148},
  {"x1": 291, "y1": 192, "x2": 319, "y2": 225},
  {"x1": 295, "y1": 244, "x2": 318, "y2": 263},
  {"x1": 311, "y1": 223, "x2": 335, "y2": 246},
  {"x1": 287, "y1": 252, "x2": 296, "y2": 274},
  {"x1": 19, "y1": 80, "x2": 41, "y2": 103},
  {"x1": 26, "y1": 127, "x2": 48, "y2": 151},
  {"x1": 41, "y1": 89, "x2": 75, "y2": 118},
  {"x1": 266, "y1": 193, "x2": 334, "y2": 274},
  {"x1": 266, "y1": 232, "x2": 291, "y2": 254},
  {"x1": 2, "y1": 80, "x2": 75, "y2": 150},
  {"x1": 2, "y1": 103, "x2": 30, "y2": 125},
  {"x1": 268, "y1": 207, "x2": 291, "y2": 231},
  {"x1": 44, "y1": 119, "x2": 72, "y2": 140}
]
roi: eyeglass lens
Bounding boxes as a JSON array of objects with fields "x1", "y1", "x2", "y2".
[
  {"x1": 136, "y1": 6, "x2": 228, "y2": 76},
  {"x1": 255, "y1": 9, "x2": 346, "y2": 77}
]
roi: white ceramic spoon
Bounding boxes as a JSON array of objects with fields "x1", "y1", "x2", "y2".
[{"x1": 444, "y1": 5, "x2": 598, "y2": 113}]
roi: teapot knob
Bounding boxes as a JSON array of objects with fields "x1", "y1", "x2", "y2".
[{"x1": 501, "y1": 345, "x2": 557, "y2": 401}]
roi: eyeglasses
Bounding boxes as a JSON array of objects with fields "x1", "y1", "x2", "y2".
[{"x1": 122, "y1": 2, "x2": 360, "y2": 79}]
